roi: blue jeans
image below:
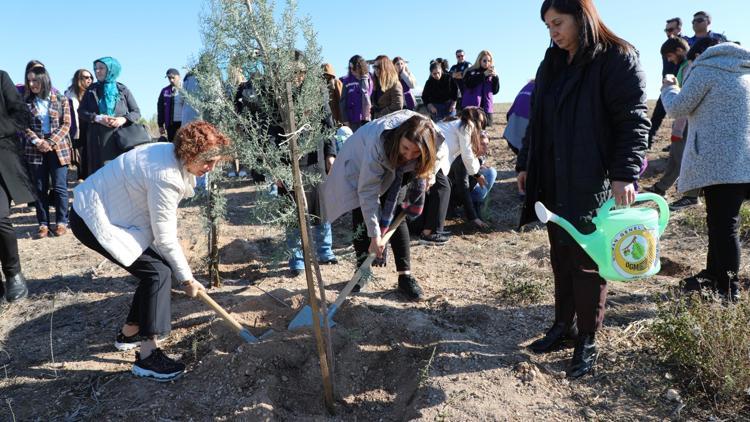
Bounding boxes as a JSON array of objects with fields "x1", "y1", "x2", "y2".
[
  {"x1": 430, "y1": 102, "x2": 455, "y2": 122},
  {"x1": 29, "y1": 151, "x2": 69, "y2": 227},
  {"x1": 286, "y1": 222, "x2": 335, "y2": 270},
  {"x1": 471, "y1": 167, "x2": 497, "y2": 204}
]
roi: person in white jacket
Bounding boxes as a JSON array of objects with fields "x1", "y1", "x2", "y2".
[
  {"x1": 69, "y1": 121, "x2": 230, "y2": 381},
  {"x1": 412, "y1": 107, "x2": 488, "y2": 245},
  {"x1": 440, "y1": 107, "x2": 489, "y2": 228}
]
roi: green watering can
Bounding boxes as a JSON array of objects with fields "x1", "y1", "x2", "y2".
[{"x1": 535, "y1": 193, "x2": 670, "y2": 281}]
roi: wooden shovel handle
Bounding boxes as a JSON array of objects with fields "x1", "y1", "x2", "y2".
[
  {"x1": 332, "y1": 211, "x2": 407, "y2": 309},
  {"x1": 197, "y1": 290, "x2": 244, "y2": 333}
]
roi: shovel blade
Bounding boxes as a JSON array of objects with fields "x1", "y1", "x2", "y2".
[
  {"x1": 288, "y1": 305, "x2": 338, "y2": 330},
  {"x1": 239, "y1": 328, "x2": 260, "y2": 343}
]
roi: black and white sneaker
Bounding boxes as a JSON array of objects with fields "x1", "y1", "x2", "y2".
[
  {"x1": 669, "y1": 196, "x2": 699, "y2": 211},
  {"x1": 419, "y1": 232, "x2": 449, "y2": 246},
  {"x1": 114, "y1": 330, "x2": 141, "y2": 351},
  {"x1": 132, "y1": 348, "x2": 185, "y2": 382}
]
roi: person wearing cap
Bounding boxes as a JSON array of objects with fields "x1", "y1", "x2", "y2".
[{"x1": 157, "y1": 68, "x2": 183, "y2": 142}]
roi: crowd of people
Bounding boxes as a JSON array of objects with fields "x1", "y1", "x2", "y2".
[{"x1": 0, "y1": 0, "x2": 747, "y2": 384}]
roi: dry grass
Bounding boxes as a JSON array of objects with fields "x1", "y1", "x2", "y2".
[{"x1": 651, "y1": 292, "x2": 750, "y2": 415}]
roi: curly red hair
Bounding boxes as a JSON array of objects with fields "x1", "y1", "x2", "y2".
[{"x1": 173, "y1": 121, "x2": 231, "y2": 164}]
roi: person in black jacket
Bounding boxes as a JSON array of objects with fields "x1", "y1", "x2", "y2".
[
  {"x1": 421, "y1": 60, "x2": 457, "y2": 122},
  {"x1": 0, "y1": 70, "x2": 35, "y2": 305},
  {"x1": 78, "y1": 57, "x2": 141, "y2": 174},
  {"x1": 516, "y1": 0, "x2": 649, "y2": 378}
]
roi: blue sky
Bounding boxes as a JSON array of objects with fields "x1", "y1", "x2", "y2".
[{"x1": 2, "y1": 1, "x2": 746, "y2": 119}]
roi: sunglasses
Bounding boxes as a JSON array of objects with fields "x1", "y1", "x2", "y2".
[
  {"x1": 692, "y1": 17, "x2": 706, "y2": 24},
  {"x1": 81, "y1": 75, "x2": 93, "y2": 80},
  {"x1": 664, "y1": 27, "x2": 678, "y2": 33}
]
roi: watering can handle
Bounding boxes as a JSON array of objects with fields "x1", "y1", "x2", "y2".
[{"x1": 599, "y1": 193, "x2": 670, "y2": 236}]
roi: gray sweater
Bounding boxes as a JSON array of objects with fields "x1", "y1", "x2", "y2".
[{"x1": 660, "y1": 43, "x2": 750, "y2": 193}]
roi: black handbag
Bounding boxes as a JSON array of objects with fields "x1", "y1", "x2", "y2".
[{"x1": 113, "y1": 123, "x2": 153, "y2": 152}]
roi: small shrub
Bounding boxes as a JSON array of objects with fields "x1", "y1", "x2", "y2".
[
  {"x1": 651, "y1": 292, "x2": 750, "y2": 414},
  {"x1": 494, "y1": 262, "x2": 551, "y2": 305}
]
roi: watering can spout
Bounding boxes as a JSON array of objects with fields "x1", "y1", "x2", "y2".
[{"x1": 534, "y1": 202, "x2": 596, "y2": 252}]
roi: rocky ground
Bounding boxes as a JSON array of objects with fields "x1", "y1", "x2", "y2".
[{"x1": 0, "y1": 104, "x2": 747, "y2": 421}]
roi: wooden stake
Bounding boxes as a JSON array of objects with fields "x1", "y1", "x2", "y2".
[
  {"x1": 284, "y1": 82, "x2": 335, "y2": 414},
  {"x1": 207, "y1": 179, "x2": 221, "y2": 288}
]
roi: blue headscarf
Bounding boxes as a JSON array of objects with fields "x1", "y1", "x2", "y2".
[{"x1": 94, "y1": 57, "x2": 121, "y2": 116}]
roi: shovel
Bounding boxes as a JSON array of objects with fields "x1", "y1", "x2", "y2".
[
  {"x1": 288, "y1": 212, "x2": 407, "y2": 330},
  {"x1": 197, "y1": 290, "x2": 260, "y2": 343}
]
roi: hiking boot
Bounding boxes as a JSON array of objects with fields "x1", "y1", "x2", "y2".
[
  {"x1": 419, "y1": 232, "x2": 449, "y2": 246},
  {"x1": 36, "y1": 225, "x2": 49, "y2": 239},
  {"x1": 398, "y1": 274, "x2": 424, "y2": 301},
  {"x1": 115, "y1": 329, "x2": 141, "y2": 351},
  {"x1": 567, "y1": 333, "x2": 598, "y2": 379},
  {"x1": 54, "y1": 224, "x2": 67, "y2": 236},
  {"x1": 436, "y1": 229, "x2": 452, "y2": 236},
  {"x1": 132, "y1": 348, "x2": 185, "y2": 382},
  {"x1": 528, "y1": 321, "x2": 578, "y2": 354},
  {"x1": 319, "y1": 257, "x2": 338, "y2": 265},
  {"x1": 4, "y1": 273, "x2": 28, "y2": 303},
  {"x1": 644, "y1": 185, "x2": 666, "y2": 196},
  {"x1": 669, "y1": 196, "x2": 699, "y2": 211}
]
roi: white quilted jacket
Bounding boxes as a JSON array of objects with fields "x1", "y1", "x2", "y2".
[{"x1": 73, "y1": 143, "x2": 196, "y2": 281}]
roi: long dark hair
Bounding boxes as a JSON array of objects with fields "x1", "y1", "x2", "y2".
[
  {"x1": 348, "y1": 55, "x2": 368, "y2": 78},
  {"x1": 459, "y1": 107, "x2": 487, "y2": 156},
  {"x1": 24, "y1": 67, "x2": 51, "y2": 101},
  {"x1": 68, "y1": 69, "x2": 91, "y2": 102},
  {"x1": 540, "y1": 0, "x2": 633, "y2": 58},
  {"x1": 382, "y1": 115, "x2": 438, "y2": 179}
]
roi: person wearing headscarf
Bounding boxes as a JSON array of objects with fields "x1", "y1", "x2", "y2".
[{"x1": 78, "y1": 57, "x2": 141, "y2": 174}]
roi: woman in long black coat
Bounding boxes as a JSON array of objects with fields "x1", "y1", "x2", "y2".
[
  {"x1": 516, "y1": 0, "x2": 650, "y2": 378},
  {"x1": 78, "y1": 57, "x2": 141, "y2": 174},
  {"x1": 0, "y1": 70, "x2": 36, "y2": 303}
]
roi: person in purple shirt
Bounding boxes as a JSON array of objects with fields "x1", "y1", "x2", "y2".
[
  {"x1": 339, "y1": 55, "x2": 372, "y2": 132},
  {"x1": 503, "y1": 80, "x2": 535, "y2": 155},
  {"x1": 461, "y1": 50, "x2": 499, "y2": 126}
]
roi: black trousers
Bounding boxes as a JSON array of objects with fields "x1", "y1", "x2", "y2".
[
  {"x1": 167, "y1": 121, "x2": 182, "y2": 142},
  {"x1": 70, "y1": 210, "x2": 173, "y2": 337},
  {"x1": 352, "y1": 207, "x2": 411, "y2": 272},
  {"x1": 0, "y1": 185, "x2": 20, "y2": 278},
  {"x1": 548, "y1": 225, "x2": 607, "y2": 335},
  {"x1": 448, "y1": 156, "x2": 478, "y2": 221},
  {"x1": 417, "y1": 169, "x2": 450, "y2": 233},
  {"x1": 704, "y1": 183, "x2": 750, "y2": 291},
  {"x1": 647, "y1": 96, "x2": 667, "y2": 147}
]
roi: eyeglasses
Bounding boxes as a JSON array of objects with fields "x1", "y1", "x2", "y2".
[
  {"x1": 81, "y1": 75, "x2": 93, "y2": 80},
  {"x1": 692, "y1": 18, "x2": 706, "y2": 24},
  {"x1": 664, "y1": 27, "x2": 678, "y2": 33}
]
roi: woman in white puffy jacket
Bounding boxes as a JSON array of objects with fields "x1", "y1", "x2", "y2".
[
  {"x1": 70, "y1": 121, "x2": 229, "y2": 382},
  {"x1": 415, "y1": 107, "x2": 488, "y2": 245}
]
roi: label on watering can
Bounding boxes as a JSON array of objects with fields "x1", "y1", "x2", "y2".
[{"x1": 611, "y1": 224, "x2": 658, "y2": 279}]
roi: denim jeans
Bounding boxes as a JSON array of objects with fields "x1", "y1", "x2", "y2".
[
  {"x1": 28, "y1": 151, "x2": 69, "y2": 227},
  {"x1": 471, "y1": 167, "x2": 498, "y2": 204},
  {"x1": 430, "y1": 102, "x2": 455, "y2": 122},
  {"x1": 286, "y1": 222, "x2": 335, "y2": 270}
]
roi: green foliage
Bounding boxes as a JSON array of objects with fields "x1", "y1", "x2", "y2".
[
  {"x1": 651, "y1": 293, "x2": 750, "y2": 414},
  {"x1": 186, "y1": 0, "x2": 332, "y2": 279}
]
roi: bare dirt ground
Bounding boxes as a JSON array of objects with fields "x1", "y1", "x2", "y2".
[{"x1": 1, "y1": 104, "x2": 747, "y2": 421}]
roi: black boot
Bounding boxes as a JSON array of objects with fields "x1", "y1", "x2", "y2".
[
  {"x1": 567, "y1": 333, "x2": 598, "y2": 379},
  {"x1": 680, "y1": 269, "x2": 717, "y2": 294},
  {"x1": 397, "y1": 274, "x2": 424, "y2": 301},
  {"x1": 528, "y1": 321, "x2": 578, "y2": 354},
  {"x1": 5, "y1": 273, "x2": 28, "y2": 303}
]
